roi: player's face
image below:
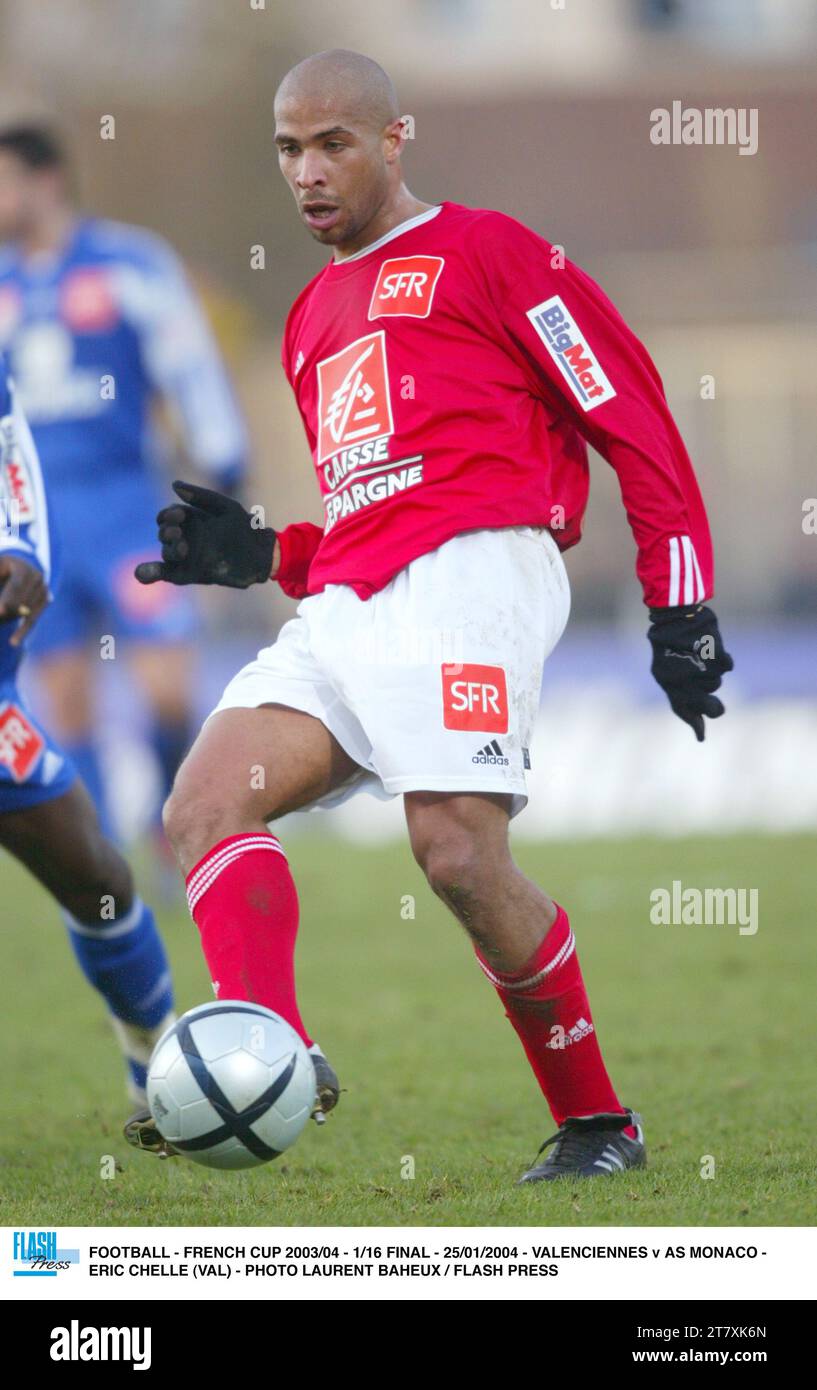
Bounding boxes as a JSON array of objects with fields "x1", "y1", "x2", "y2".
[
  {"x1": 274, "y1": 105, "x2": 392, "y2": 250},
  {"x1": 0, "y1": 153, "x2": 36, "y2": 241}
]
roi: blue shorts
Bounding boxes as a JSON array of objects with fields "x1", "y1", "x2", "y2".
[
  {"x1": 28, "y1": 476, "x2": 198, "y2": 658},
  {"x1": 0, "y1": 680, "x2": 77, "y2": 812}
]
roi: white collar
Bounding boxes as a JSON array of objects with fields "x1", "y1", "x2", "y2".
[{"x1": 332, "y1": 204, "x2": 443, "y2": 265}]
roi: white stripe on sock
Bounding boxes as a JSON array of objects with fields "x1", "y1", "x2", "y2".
[
  {"x1": 63, "y1": 896, "x2": 145, "y2": 939},
  {"x1": 187, "y1": 838, "x2": 286, "y2": 914},
  {"x1": 478, "y1": 931, "x2": 575, "y2": 992},
  {"x1": 186, "y1": 834, "x2": 283, "y2": 899},
  {"x1": 134, "y1": 969, "x2": 173, "y2": 1012},
  {"x1": 188, "y1": 839, "x2": 285, "y2": 909}
]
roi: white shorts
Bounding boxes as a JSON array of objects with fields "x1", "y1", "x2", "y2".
[{"x1": 210, "y1": 526, "x2": 571, "y2": 818}]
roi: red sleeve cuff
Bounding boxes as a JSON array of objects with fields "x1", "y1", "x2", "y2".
[{"x1": 276, "y1": 522, "x2": 323, "y2": 600}]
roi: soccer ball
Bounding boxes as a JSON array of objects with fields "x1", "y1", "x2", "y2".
[{"x1": 146, "y1": 1001, "x2": 315, "y2": 1170}]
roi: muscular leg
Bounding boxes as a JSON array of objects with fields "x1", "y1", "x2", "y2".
[
  {"x1": 404, "y1": 789, "x2": 555, "y2": 973},
  {"x1": 164, "y1": 703, "x2": 358, "y2": 873},
  {"x1": 0, "y1": 777, "x2": 130, "y2": 920},
  {"x1": 405, "y1": 790, "x2": 630, "y2": 1128},
  {"x1": 163, "y1": 704, "x2": 358, "y2": 1054},
  {"x1": 0, "y1": 780, "x2": 174, "y2": 1101}
]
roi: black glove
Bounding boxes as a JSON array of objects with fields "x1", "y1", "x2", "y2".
[
  {"x1": 134, "y1": 481, "x2": 275, "y2": 589},
  {"x1": 647, "y1": 604, "x2": 734, "y2": 742}
]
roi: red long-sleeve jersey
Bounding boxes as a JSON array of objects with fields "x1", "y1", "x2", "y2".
[{"x1": 276, "y1": 201, "x2": 712, "y2": 609}]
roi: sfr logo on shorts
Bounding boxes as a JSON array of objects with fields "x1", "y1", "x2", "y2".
[{"x1": 441, "y1": 663, "x2": 509, "y2": 733}]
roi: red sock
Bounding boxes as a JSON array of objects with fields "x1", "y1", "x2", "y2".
[
  {"x1": 185, "y1": 833, "x2": 314, "y2": 1048},
  {"x1": 477, "y1": 904, "x2": 634, "y2": 1133}
]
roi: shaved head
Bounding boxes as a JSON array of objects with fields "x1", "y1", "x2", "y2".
[
  {"x1": 276, "y1": 49, "x2": 400, "y2": 134},
  {"x1": 274, "y1": 49, "x2": 427, "y2": 259}
]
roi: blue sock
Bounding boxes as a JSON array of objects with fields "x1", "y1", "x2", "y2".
[
  {"x1": 150, "y1": 716, "x2": 190, "y2": 820},
  {"x1": 63, "y1": 898, "x2": 175, "y2": 1095},
  {"x1": 64, "y1": 737, "x2": 117, "y2": 841}
]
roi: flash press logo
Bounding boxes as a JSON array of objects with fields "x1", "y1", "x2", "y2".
[
  {"x1": 50, "y1": 1321, "x2": 152, "y2": 1371},
  {"x1": 12, "y1": 1229, "x2": 79, "y2": 1277}
]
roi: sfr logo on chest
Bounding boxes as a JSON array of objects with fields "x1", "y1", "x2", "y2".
[{"x1": 368, "y1": 256, "x2": 444, "y2": 320}]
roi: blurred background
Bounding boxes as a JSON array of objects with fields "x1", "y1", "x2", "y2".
[{"x1": 2, "y1": 0, "x2": 816, "y2": 843}]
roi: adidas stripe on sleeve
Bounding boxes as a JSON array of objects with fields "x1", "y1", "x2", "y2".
[{"x1": 667, "y1": 534, "x2": 706, "y2": 606}]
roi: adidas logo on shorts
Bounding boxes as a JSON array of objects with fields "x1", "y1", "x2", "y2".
[{"x1": 472, "y1": 739, "x2": 509, "y2": 766}]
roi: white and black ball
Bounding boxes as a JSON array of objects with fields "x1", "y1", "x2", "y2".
[{"x1": 146, "y1": 1001, "x2": 315, "y2": 1170}]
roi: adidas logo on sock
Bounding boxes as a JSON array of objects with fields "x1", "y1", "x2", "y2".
[
  {"x1": 472, "y1": 739, "x2": 509, "y2": 766},
  {"x1": 546, "y1": 1016, "x2": 596, "y2": 1049}
]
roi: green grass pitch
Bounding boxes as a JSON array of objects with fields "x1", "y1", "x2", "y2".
[{"x1": 1, "y1": 831, "x2": 813, "y2": 1227}]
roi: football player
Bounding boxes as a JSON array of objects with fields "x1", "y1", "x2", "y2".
[
  {"x1": 132, "y1": 50, "x2": 733, "y2": 1181},
  {"x1": 0, "y1": 125, "x2": 248, "y2": 841},
  {"x1": 0, "y1": 358, "x2": 175, "y2": 1107}
]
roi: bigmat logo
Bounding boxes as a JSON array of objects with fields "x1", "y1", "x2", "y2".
[
  {"x1": 442, "y1": 663, "x2": 509, "y2": 733},
  {"x1": 368, "y1": 255, "x2": 444, "y2": 319},
  {"x1": 526, "y1": 295, "x2": 616, "y2": 411}
]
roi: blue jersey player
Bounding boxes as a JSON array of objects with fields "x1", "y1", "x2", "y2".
[
  {"x1": 0, "y1": 358, "x2": 175, "y2": 1124},
  {"x1": 0, "y1": 125, "x2": 248, "y2": 839}
]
